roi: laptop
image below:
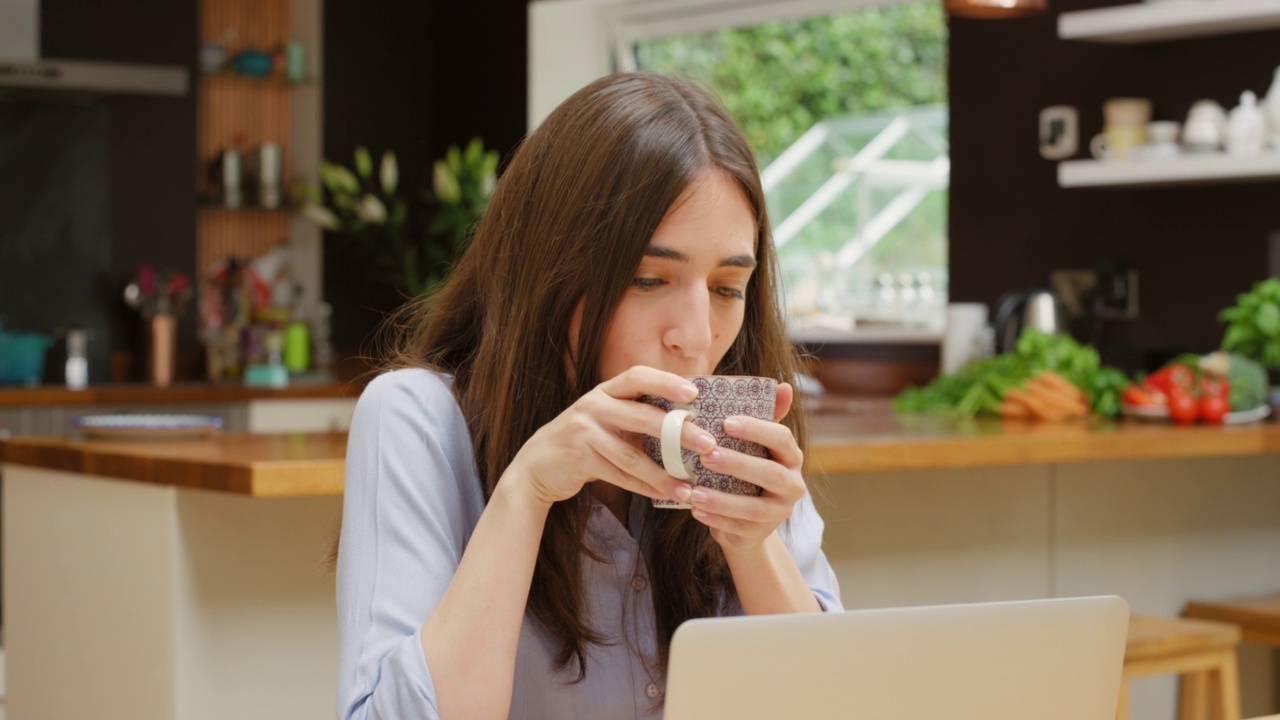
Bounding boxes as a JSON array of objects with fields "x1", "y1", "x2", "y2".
[{"x1": 664, "y1": 595, "x2": 1129, "y2": 720}]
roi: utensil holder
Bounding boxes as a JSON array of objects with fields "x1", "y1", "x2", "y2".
[{"x1": 149, "y1": 313, "x2": 176, "y2": 387}]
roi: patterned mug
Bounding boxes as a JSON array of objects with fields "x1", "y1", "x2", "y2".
[{"x1": 640, "y1": 375, "x2": 777, "y2": 509}]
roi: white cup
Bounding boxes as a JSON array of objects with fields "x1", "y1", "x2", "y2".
[{"x1": 942, "y1": 303, "x2": 988, "y2": 373}]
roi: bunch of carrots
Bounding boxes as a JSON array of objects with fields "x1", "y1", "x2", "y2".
[{"x1": 999, "y1": 370, "x2": 1092, "y2": 421}]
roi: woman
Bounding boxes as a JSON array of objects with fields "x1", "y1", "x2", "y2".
[{"x1": 336, "y1": 72, "x2": 842, "y2": 720}]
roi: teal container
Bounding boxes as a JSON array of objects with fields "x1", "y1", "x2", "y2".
[{"x1": 0, "y1": 330, "x2": 53, "y2": 385}]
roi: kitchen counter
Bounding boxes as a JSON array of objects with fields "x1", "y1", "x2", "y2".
[
  {"x1": 807, "y1": 398, "x2": 1280, "y2": 474},
  {"x1": 0, "y1": 431, "x2": 346, "y2": 496},
  {"x1": 4, "y1": 403, "x2": 1280, "y2": 718},
  {"x1": 2, "y1": 400, "x2": 1278, "y2": 497}
]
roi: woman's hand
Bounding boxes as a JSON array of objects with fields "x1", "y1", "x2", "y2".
[
  {"x1": 505, "y1": 365, "x2": 716, "y2": 507},
  {"x1": 681, "y1": 382, "x2": 806, "y2": 552}
]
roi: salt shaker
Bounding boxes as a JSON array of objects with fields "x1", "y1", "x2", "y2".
[{"x1": 65, "y1": 329, "x2": 88, "y2": 390}]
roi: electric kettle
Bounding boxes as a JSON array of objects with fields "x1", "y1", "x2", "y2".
[{"x1": 993, "y1": 288, "x2": 1068, "y2": 353}]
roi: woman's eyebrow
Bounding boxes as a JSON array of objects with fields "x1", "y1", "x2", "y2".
[{"x1": 644, "y1": 245, "x2": 757, "y2": 269}]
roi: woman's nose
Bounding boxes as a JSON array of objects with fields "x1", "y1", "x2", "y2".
[{"x1": 662, "y1": 288, "x2": 712, "y2": 358}]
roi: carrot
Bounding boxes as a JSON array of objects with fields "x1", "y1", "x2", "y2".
[
  {"x1": 1025, "y1": 379, "x2": 1089, "y2": 418},
  {"x1": 1036, "y1": 370, "x2": 1088, "y2": 405},
  {"x1": 1005, "y1": 387, "x2": 1071, "y2": 422}
]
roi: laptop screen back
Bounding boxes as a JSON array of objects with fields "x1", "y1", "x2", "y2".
[{"x1": 665, "y1": 595, "x2": 1129, "y2": 720}]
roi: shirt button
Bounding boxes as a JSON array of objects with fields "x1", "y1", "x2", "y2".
[
  {"x1": 646, "y1": 682, "x2": 661, "y2": 699},
  {"x1": 632, "y1": 576, "x2": 647, "y2": 591}
]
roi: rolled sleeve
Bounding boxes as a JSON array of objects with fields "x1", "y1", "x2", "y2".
[{"x1": 336, "y1": 369, "x2": 486, "y2": 720}]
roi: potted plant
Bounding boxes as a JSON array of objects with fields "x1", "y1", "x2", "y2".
[
  {"x1": 1217, "y1": 276, "x2": 1280, "y2": 411},
  {"x1": 301, "y1": 138, "x2": 499, "y2": 298}
]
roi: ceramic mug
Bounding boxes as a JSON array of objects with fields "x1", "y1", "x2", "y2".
[
  {"x1": 1090, "y1": 125, "x2": 1148, "y2": 161},
  {"x1": 640, "y1": 375, "x2": 777, "y2": 509},
  {"x1": 1091, "y1": 97, "x2": 1152, "y2": 161}
]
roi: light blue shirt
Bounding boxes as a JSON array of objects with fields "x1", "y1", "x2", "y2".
[{"x1": 336, "y1": 369, "x2": 843, "y2": 720}]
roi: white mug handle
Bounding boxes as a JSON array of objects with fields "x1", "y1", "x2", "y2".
[
  {"x1": 1090, "y1": 133, "x2": 1111, "y2": 160},
  {"x1": 660, "y1": 407, "x2": 697, "y2": 480}
]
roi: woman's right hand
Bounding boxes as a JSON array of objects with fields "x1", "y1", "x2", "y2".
[{"x1": 505, "y1": 366, "x2": 718, "y2": 506}]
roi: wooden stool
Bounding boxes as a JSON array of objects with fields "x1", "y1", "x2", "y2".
[
  {"x1": 1121, "y1": 615, "x2": 1242, "y2": 720},
  {"x1": 1185, "y1": 592, "x2": 1280, "y2": 648}
]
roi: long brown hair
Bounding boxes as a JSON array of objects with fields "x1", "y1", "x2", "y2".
[{"x1": 379, "y1": 72, "x2": 806, "y2": 680}]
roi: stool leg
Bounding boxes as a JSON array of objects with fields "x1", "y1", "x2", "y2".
[
  {"x1": 1179, "y1": 671, "x2": 1209, "y2": 720},
  {"x1": 1116, "y1": 677, "x2": 1130, "y2": 720},
  {"x1": 1207, "y1": 650, "x2": 1241, "y2": 720}
]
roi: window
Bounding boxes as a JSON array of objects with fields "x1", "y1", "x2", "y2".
[{"x1": 618, "y1": 0, "x2": 948, "y2": 337}]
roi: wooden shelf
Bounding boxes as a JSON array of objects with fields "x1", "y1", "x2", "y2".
[
  {"x1": 1059, "y1": 0, "x2": 1280, "y2": 43},
  {"x1": 1058, "y1": 153, "x2": 1280, "y2": 187}
]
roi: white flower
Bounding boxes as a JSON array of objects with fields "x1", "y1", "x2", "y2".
[
  {"x1": 380, "y1": 151, "x2": 399, "y2": 195},
  {"x1": 300, "y1": 202, "x2": 339, "y2": 230},
  {"x1": 355, "y1": 194, "x2": 387, "y2": 224},
  {"x1": 433, "y1": 160, "x2": 461, "y2": 204},
  {"x1": 321, "y1": 162, "x2": 360, "y2": 195}
]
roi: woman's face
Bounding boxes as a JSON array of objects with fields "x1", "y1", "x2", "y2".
[{"x1": 590, "y1": 168, "x2": 758, "y2": 381}]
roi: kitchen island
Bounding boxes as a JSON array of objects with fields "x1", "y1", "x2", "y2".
[{"x1": 3, "y1": 407, "x2": 1280, "y2": 719}]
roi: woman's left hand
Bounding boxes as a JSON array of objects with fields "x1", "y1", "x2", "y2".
[{"x1": 682, "y1": 382, "x2": 806, "y2": 552}]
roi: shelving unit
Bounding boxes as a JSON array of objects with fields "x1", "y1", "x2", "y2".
[
  {"x1": 1058, "y1": 153, "x2": 1280, "y2": 188},
  {"x1": 1057, "y1": 0, "x2": 1280, "y2": 188},
  {"x1": 1058, "y1": 0, "x2": 1280, "y2": 43},
  {"x1": 195, "y1": 0, "x2": 321, "y2": 313}
]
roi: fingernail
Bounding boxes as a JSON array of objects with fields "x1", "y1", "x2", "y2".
[
  {"x1": 723, "y1": 417, "x2": 742, "y2": 433},
  {"x1": 695, "y1": 433, "x2": 716, "y2": 453},
  {"x1": 691, "y1": 488, "x2": 709, "y2": 504},
  {"x1": 692, "y1": 508, "x2": 710, "y2": 521},
  {"x1": 675, "y1": 484, "x2": 692, "y2": 502},
  {"x1": 681, "y1": 382, "x2": 698, "y2": 399},
  {"x1": 703, "y1": 449, "x2": 721, "y2": 465}
]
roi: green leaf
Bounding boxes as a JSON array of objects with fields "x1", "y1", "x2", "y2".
[
  {"x1": 1255, "y1": 300, "x2": 1280, "y2": 337},
  {"x1": 464, "y1": 137, "x2": 483, "y2": 167},
  {"x1": 354, "y1": 146, "x2": 373, "y2": 179}
]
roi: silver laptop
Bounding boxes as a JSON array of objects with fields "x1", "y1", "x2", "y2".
[{"x1": 665, "y1": 595, "x2": 1129, "y2": 720}]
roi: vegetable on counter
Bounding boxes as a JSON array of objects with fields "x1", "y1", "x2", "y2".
[
  {"x1": 1218, "y1": 277, "x2": 1280, "y2": 370},
  {"x1": 1119, "y1": 351, "x2": 1265, "y2": 424},
  {"x1": 894, "y1": 329, "x2": 1128, "y2": 420}
]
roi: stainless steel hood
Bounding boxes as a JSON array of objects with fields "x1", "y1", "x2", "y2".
[{"x1": 0, "y1": 0, "x2": 188, "y2": 97}]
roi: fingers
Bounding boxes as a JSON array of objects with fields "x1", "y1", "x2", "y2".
[
  {"x1": 597, "y1": 365, "x2": 698, "y2": 404},
  {"x1": 579, "y1": 394, "x2": 716, "y2": 455},
  {"x1": 719, "y1": 414, "x2": 803, "y2": 470},
  {"x1": 701, "y1": 445, "x2": 804, "y2": 502},
  {"x1": 775, "y1": 382, "x2": 794, "y2": 422},
  {"x1": 587, "y1": 427, "x2": 687, "y2": 501}
]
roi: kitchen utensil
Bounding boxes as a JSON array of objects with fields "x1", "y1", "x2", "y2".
[
  {"x1": 1183, "y1": 100, "x2": 1227, "y2": 152},
  {"x1": 993, "y1": 288, "x2": 1068, "y2": 353}
]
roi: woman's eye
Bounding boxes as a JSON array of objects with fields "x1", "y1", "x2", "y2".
[
  {"x1": 715, "y1": 286, "x2": 745, "y2": 300},
  {"x1": 632, "y1": 277, "x2": 665, "y2": 290}
]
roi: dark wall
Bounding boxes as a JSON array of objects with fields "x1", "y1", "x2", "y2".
[
  {"x1": 949, "y1": 0, "x2": 1280, "y2": 370},
  {"x1": 322, "y1": 0, "x2": 529, "y2": 354},
  {"x1": 41, "y1": 0, "x2": 199, "y2": 378}
]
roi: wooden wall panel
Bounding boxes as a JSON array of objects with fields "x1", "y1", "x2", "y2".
[{"x1": 197, "y1": 0, "x2": 294, "y2": 279}]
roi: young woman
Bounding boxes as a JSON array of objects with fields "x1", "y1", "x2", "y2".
[{"x1": 336, "y1": 71, "x2": 842, "y2": 720}]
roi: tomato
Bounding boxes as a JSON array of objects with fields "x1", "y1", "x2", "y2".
[
  {"x1": 1147, "y1": 365, "x2": 1195, "y2": 396},
  {"x1": 1199, "y1": 374, "x2": 1230, "y2": 401},
  {"x1": 1168, "y1": 391, "x2": 1199, "y2": 424},
  {"x1": 1199, "y1": 395, "x2": 1229, "y2": 424}
]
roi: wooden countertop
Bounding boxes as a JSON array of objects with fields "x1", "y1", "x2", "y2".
[
  {"x1": 807, "y1": 398, "x2": 1280, "y2": 473},
  {"x1": 0, "y1": 381, "x2": 359, "y2": 407},
  {"x1": 2, "y1": 400, "x2": 1278, "y2": 497},
  {"x1": 0, "y1": 432, "x2": 346, "y2": 497}
]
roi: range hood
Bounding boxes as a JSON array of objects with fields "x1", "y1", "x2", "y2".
[{"x1": 0, "y1": 0, "x2": 187, "y2": 97}]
